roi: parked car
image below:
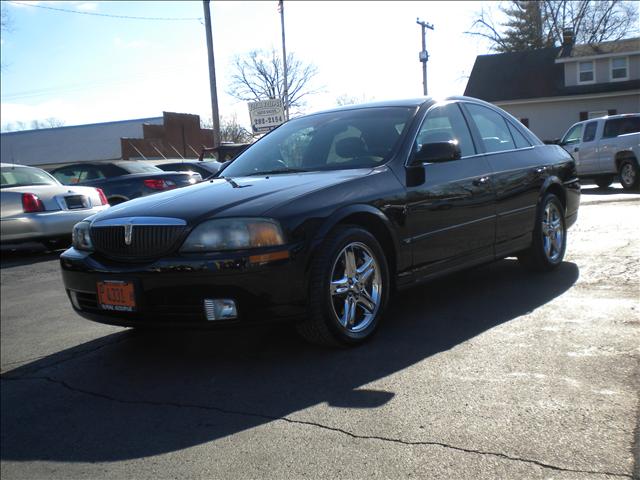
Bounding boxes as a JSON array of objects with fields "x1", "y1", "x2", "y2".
[
  {"x1": 1, "y1": 163, "x2": 109, "y2": 248},
  {"x1": 154, "y1": 159, "x2": 223, "y2": 180},
  {"x1": 50, "y1": 161, "x2": 201, "y2": 205},
  {"x1": 559, "y1": 113, "x2": 640, "y2": 190},
  {"x1": 60, "y1": 96, "x2": 580, "y2": 347}
]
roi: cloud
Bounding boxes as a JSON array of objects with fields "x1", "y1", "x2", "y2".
[{"x1": 76, "y1": 3, "x2": 98, "y2": 11}]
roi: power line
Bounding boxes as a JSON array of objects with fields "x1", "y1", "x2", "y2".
[{"x1": 8, "y1": 1, "x2": 202, "y2": 22}]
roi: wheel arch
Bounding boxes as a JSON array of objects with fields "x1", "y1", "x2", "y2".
[
  {"x1": 540, "y1": 177, "x2": 566, "y2": 211},
  {"x1": 310, "y1": 205, "x2": 400, "y2": 284},
  {"x1": 615, "y1": 150, "x2": 638, "y2": 171},
  {"x1": 107, "y1": 195, "x2": 129, "y2": 205}
]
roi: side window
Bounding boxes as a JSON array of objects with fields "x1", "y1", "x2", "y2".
[
  {"x1": 583, "y1": 122, "x2": 598, "y2": 142},
  {"x1": 465, "y1": 103, "x2": 516, "y2": 153},
  {"x1": 53, "y1": 167, "x2": 83, "y2": 184},
  {"x1": 83, "y1": 166, "x2": 106, "y2": 181},
  {"x1": 603, "y1": 118, "x2": 640, "y2": 138},
  {"x1": 416, "y1": 103, "x2": 475, "y2": 158},
  {"x1": 506, "y1": 122, "x2": 531, "y2": 149},
  {"x1": 98, "y1": 164, "x2": 127, "y2": 177},
  {"x1": 562, "y1": 124, "x2": 583, "y2": 145}
]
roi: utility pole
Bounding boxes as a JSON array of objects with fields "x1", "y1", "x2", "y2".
[
  {"x1": 203, "y1": 0, "x2": 221, "y2": 149},
  {"x1": 416, "y1": 18, "x2": 434, "y2": 96},
  {"x1": 278, "y1": 0, "x2": 289, "y2": 121}
]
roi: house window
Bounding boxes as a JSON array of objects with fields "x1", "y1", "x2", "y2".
[
  {"x1": 611, "y1": 57, "x2": 628, "y2": 81},
  {"x1": 578, "y1": 61, "x2": 594, "y2": 83},
  {"x1": 588, "y1": 111, "x2": 607, "y2": 119}
]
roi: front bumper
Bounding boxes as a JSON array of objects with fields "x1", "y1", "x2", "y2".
[
  {"x1": 60, "y1": 246, "x2": 307, "y2": 328},
  {"x1": 1, "y1": 206, "x2": 109, "y2": 243}
]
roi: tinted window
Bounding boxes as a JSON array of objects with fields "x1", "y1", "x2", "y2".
[
  {"x1": 562, "y1": 124, "x2": 583, "y2": 144},
  {"x1": 583, "y1": 122, "x2": 598, "y2": 142},
  {"x1": 506, "y1": 122, "x2": 531, "y2": 149},
  {"x1": 222, "y1": 107, "x2": 414, "y2": 177},
  {"x1": 97, "y1": 164, "x2": 128, "y2": 177},
  {"x1": 466, "y1": 103, "x2": 516, "y2": 153},
  {"x1": 1, "y1": 166, "x2": 58, "y2": 188},
  {"x1": 416, "y1": 103, "x2": 475, "y2": 157},
  {"x1": 118, "y1": 162, "x2": 164, "y2": 174},
  {"x1": 52, "y1": 166, "x2": 88, "y2": 184},
  {"x1": 603, "y1": 117, "x2": 640, "y2": 138}
]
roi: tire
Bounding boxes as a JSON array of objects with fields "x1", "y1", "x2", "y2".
[
  {"x1": 296, "y1": 225, "x2": 390, "y2": 347},
  {"x1": 619, "y1": 158, "x2": 639, "y2": 191},
  {"x1": 595, "y1": 177, "x2": 613, "y2": 189},
  {"x1": 518, "y1": 193, "x2": 566, "y2": 272},
  {"x1": 108, "y1": 197, "x2": 128, "y2": 206}
]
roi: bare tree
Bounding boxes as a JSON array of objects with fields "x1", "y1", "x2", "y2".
[
  {"x1": 202, "y1": 115, "x2": 253, "y2": 144},
  {"x1": 468, "y1": 0, "x2": 639, "y2": 52},
  {"x1": 228, "y1": 49, "x2": 321, "y2": 112},
  {"x1": 335, "y1": 94, "x2": 375, "y2": 106},
  {"x1": 1, "y1": 4, "x2": 10, "y2": 33},
  {"x1": 2, "y1": 118, "x2": 65, "y2": 132}
]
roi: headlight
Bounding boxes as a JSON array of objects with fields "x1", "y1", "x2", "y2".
[
  {"x1": 72, "y1": 221, "x2": 94, "y2": 251},
  {"x1": 180, "y1": 218, "x2": 285, "y2": 252}
]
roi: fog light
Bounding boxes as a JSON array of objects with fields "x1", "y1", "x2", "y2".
[
  {"x1": 69, "y1": 291, "x2": 81, "y2": 309},
  {"x1": 204, "y1": 299, "x2": 238, "y2": 321}
]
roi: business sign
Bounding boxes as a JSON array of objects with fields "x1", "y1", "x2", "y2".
[{"x1": 248, "y1": 99, "x2": 285, "y2": 134}]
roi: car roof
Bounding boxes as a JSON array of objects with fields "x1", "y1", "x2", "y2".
[
  {"x1": 305, "y1": 95, "x2": 506, "y2": 117},
  {"x1": 1, "y1": 162, "x2": 43, "y2": 169},
  {"x1": 154, "y1": 159, "x2": 219, "y2": 165},
  {"x1": 572, "y1": 113, "x2": 639, "y2": 126}
]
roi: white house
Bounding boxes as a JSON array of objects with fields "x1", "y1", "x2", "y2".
[{"x1": 464, "y1": 35, "x2": 640, "y2": 142}]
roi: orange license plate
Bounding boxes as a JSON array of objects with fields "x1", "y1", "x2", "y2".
[{"x1": 97, "y1": 281, "x2": 136, "y2": 312}]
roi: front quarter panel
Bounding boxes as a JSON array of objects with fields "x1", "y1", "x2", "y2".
[{"x1": 264, "y1": 167, "x2": 410, "y2": 276}]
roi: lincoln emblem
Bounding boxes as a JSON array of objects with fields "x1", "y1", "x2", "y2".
[{"x1": 124, "y1": 223, "x2": 134, "y2": 246}]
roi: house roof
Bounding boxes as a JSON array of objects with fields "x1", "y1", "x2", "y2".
[
  {"x1": 464, "y1": 41, "x2": 640, "y2": 102},
  {"x1": 464, "y1": 47, "x2": 564, "y2": 102},
  {"x1": 569, "y1": 37, "x2": 640, "y2": 58}
]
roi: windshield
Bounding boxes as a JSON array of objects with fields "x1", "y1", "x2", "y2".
[
  {"x1": 222, "y1": 107, "x2": 415, "y2": 177},
  {"x1": 119, "y1": 162, "x2": 164, "y2": 174},
  {"x1": 1, "y1": 166, "x2": 58, "y2": 188}
]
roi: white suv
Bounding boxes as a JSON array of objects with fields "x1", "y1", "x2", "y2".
[{"x1": 559, "y1": 114, "x2": 640, "y2": 190}]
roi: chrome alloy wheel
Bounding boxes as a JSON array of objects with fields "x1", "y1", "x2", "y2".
[
  {"x1": 621, "y1": 162, "x2": 636, "y2": 187},
  {"x1": 541, "y1": 202, "x2": 564, "y2": 262},
  {"x1": 329, "y1": 242, "x2": 382, "y2": 333}
]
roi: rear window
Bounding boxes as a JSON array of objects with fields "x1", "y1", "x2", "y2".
[
  {"x1": 602, "y1": 117, "x2": 640, "y2": 138},
  {"x1": 1, "y1": 166, "x2": 58, "y2": 188},
  {"x1": 118, "y1": 162, "x2": 164, "y2": 174}
]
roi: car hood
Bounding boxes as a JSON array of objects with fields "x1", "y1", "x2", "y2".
[{"x1": 91, "y1": 169, "x2": 375, "y2": 224}]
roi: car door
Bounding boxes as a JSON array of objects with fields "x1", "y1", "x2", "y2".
[
  {"x1": 405, "y1": 102, "x2": 496, "y2": 276},
  {"x1": 462, "y1": 102, "x2": 546, "y2": 257},
  {"x1": 560, "y1": 124, "x2": 583, "y2": 173},
  {"x1": 578, "y1": 121, "x2": 599, "y2": 175}
]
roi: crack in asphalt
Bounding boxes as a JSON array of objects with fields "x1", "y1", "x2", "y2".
[
  {"x1": 0, "y1": 335, "x2": 131, "y2": 376},
  {"x1": 2, "y1": 375, "x2": 632, "y2": 479}
]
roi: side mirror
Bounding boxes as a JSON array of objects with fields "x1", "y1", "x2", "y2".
[{"x1": 410, "y1": 141, "x2": 461, "y2": 166}]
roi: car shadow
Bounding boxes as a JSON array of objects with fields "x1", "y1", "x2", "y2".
[
  {"x1": 0, "y1": 247, "x2": 64, "y2": 270},
  {"x1": 1, "y1": 259, "x2": 579, "y2": 463}
]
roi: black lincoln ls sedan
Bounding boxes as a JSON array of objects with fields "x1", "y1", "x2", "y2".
[{"x1": 60, "y1": 96, "x2": 580, "y2": 346}]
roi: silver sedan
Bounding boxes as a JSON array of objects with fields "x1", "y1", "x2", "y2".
[{"x1": 1, "y1": 163, "x2": 109, "y2": 247}]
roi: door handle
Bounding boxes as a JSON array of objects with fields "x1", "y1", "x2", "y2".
[
  {"x1": 533, "y1": 166, "x2": 548, "y2": 174},
  {"x1": 472, "y1": 176, "x2": 490, "y2": 186}
]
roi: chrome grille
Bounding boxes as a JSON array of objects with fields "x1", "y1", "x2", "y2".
[{"x1": 91, "y1": 224, "x2": 186, "y2": 259}]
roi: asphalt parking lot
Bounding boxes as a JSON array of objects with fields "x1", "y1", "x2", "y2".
[{"x1": 1, "y1": 185, "x2": 638, "y2": 480}]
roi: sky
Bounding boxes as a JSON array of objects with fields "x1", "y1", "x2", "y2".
[{"x1": 0, "y1": 1, "x2": 499, "y2": 131}]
